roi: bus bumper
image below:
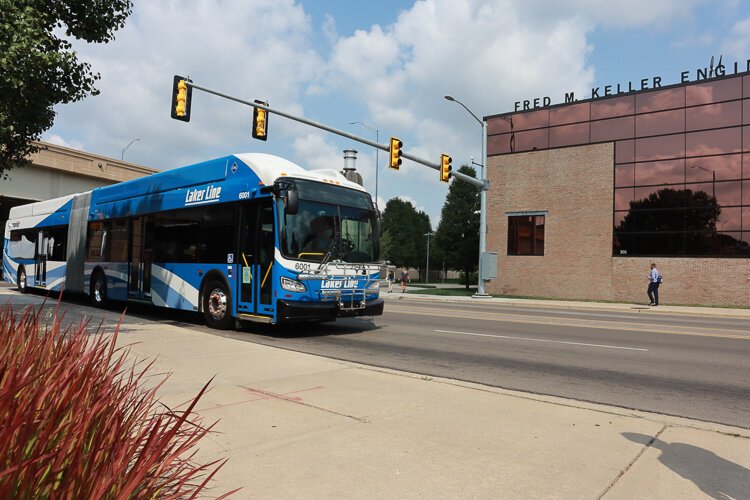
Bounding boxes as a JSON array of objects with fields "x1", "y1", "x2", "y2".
[{"x1": 277, "y1": 298, "x2": 384, "y2": 322}]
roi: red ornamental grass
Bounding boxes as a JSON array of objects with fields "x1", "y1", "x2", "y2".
[{"x1": 0, "y1": 301, "x2": 240, "y2": 499}]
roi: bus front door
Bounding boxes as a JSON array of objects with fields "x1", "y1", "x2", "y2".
[
  {"x1": 128, "y1": 217, "x2": 153, "y2": 299},
  {"x1": 237, "y1": 200, "x2": 275, "y2": 322}
]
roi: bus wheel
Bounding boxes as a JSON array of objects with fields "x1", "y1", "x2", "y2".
[
  {"x1": 17, "y1": 267, "x2": 27, "y2": 293},
  {"x1": 203, "y1": 280, "x2": 233, "y2": 330},
  {"x1": 90, "y1": 272, "x2": 108, "y2": 307}
]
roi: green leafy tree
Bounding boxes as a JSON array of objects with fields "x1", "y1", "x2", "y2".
[
  {"x1": 0, "y1": 0, "x2": 133, "y2": 175},
  {"x1": 381, "y1": 198, "x2": 432, "y2": 269},
  {"x1": 435, "y1": 165, "x2": 480, "y2": 288}
]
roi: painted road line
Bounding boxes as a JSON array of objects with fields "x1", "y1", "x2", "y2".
[
  {"x1": 435, "y1": 329, "x2": 650, "y2": 351},
  {"x1": 384, "y1": 304, "x2": 750, "y2": 340}
]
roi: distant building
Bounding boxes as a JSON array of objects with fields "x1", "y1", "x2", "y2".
[
  {"x1": 485, "y1": 67, "x2": 750, "y2": 306},
  {"x1": 1, "y1": 141, "x2": 158, "y2": 230}
]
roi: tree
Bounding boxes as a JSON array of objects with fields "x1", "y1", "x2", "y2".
[
  {"x1": 380, "y1": 198, "x2": 432, "y2": 269},
  {"x1": 434, "y1": 165, "x2": 480, "y2": 289},
  {"x1": 0, "y1": 0, "x2": 133, "y2": 175}
]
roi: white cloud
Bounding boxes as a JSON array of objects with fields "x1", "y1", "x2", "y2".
[
  {"x1": 671, "y1": 33, "x2": 715, "y2": 49},
  {"x1": 44, "y1": 0, "x2": 714, "y2": 223},
  {"x1": 722, "y1": 17, "x2": 750, "y2": 58},
  {"x1": 50, "y1": 0, "x2": 322, "y2": 168},
  {"x1": 515, "y1": 0, "x2": 706, "y2": 30},
  {"x1": 42, "y1": 134, "x2": 85, "y2": 151},
  {"x1": 291, "y1": 132, "x2": 344, "y2": 171},
  {"x1": 323, "y1": 0, "x2": 595, "y2": 211}
]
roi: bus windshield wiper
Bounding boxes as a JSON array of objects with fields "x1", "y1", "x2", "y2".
[{"x1": 319, "y1": 207, "x2": 342, "y2": 269}]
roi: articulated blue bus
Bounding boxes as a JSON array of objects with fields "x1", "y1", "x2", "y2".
[{"x1": 3, "y1": 153, "x2": 383, "y2": 329}]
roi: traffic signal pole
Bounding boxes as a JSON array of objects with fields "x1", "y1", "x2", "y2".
[{"x1": 184, "y1": 80, "x2": 486, "y2": 189}]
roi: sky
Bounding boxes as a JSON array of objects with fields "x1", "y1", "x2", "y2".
[{"x1": 40, "y1": 0, "x2": 750, "y2": 228}]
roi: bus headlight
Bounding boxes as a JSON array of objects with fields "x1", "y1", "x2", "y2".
[
  {"x1": 281, "y1": 276, "x2": 306, "y2": 292},
  {"x1": 368, "y1": 281, "x2": 380, "y2": 290}
]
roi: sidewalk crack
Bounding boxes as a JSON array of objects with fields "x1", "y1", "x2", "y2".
[
  {"x1": 240, "y1": 386, "x2": 370, "y2": 424},
  {"x1": 597, "y1": 424, "x2": 669, "y2": 499}
]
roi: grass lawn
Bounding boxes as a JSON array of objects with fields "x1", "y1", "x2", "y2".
[{"x1": 406, "y1": 287, "x2": 477, "y2": 296}]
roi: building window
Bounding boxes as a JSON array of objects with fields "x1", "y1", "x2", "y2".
[{"x1": 508, "y1": 215, "x2": 545, "y2": 255}]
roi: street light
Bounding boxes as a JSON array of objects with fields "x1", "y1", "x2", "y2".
[
  {"x1": 121, "y1": 138, "x2": 141, "y2": 161},
  {"x1": 424, "y1": 232, "x2": 434, "y2": 285},
  {"x1": 444, "y1": 95, "x2": 489, "y2": 297},
  {"x1": 350, "y1": 122, "x2": 379, "y2": 209},
  {"x1": 690, "y1": 165, "x2": 716, "y2": 198}
]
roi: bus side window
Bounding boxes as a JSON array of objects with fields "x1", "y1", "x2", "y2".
[
  {"x1": 86, "y1": 222, "x2": 105, "y2": 261},
  {"x1": 9, "y1": 229, "x2": 37, "y2": 260},
  {"x1": 47, "y1": 226, "x2": 68, "y2": 260},
  {"x1": 108, "y1": 219, "x2": 130, "y2": 262}
]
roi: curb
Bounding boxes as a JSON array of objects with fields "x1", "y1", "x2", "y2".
[{"x1": 383, "y1": 292, "x2": 750, "y2": 320}]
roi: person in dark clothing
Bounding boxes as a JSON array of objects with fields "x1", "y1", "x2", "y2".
[{"x1": 647, "y1": 262, "x2": 661, "y2": 306}]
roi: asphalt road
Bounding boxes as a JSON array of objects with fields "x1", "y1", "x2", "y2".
[{"x1": 4, "y1": 285, "x2": 749, "y2": 429}]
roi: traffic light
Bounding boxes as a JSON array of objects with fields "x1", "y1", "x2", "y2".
[
  {"x1": 389, "y1": 137, "x2": 402, "y2": 169},
  {"x1": 252, "y1": 100, "x2": 269, "y2": 140},
  {"x1": 440, "y1": 154, "x2": 452, "y2": 182},
  {"x1": 171, "y1": 75, "x2": 192, "y2": 122}
]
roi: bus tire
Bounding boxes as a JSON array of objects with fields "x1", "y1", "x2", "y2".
[
  {"x1": 17, "y1": 266, "x2": 28, "y2": 293},
  {"x1": 203, "y1": 280, "x2": 233, "y2": 330},
  {"x1": 90, "y1": 271, "x2": 108, "y2": 307}
]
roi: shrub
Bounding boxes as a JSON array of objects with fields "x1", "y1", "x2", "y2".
[{"x1": 0, "y1": 301, "x2": 239, "y2": 498}]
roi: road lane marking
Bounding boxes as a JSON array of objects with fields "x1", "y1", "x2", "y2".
[
  {"x1": 435, "y1": 329, "x2": 649, "y2": 351},
  {"x1": 385, "y1": 305, "x2": 750, "y2": 340}
]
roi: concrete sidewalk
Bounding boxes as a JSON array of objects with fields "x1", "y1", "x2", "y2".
[
  {"x1": 117, "y1": 320, "x2": 750, "y2": 499},
  {"x1": 385, "y1": 287, "x2": 750, "y2": 319}
]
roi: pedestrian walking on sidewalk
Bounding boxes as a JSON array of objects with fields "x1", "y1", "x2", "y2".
[
  {"x1": 400, "y1": 267, "x2": 410, "y2": 293},
  {"x1": 387, "y1": 269, "x2": 395, "y2": 293},
  {"x1": 647, "y1": 263, "x2": 661, "y2": 306}
]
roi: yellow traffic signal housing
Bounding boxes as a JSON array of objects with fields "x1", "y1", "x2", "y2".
[
  {"x1": 252, "y1": 100, "x2": 269, "y2": 140},
  {"x1": 389, "y1": 137, "x2": 402, "y2": 169},
  {"x1": 440, "y1": 154, "x2": 452, "y2": 182},
  {"x1": 171, "y1": 75, "x2": 192, "y2": 122}
]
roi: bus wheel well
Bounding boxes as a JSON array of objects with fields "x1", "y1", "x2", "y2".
[
  {"x1": 89, "y1": 268, "x2": 108, "y2": 307},
  {"x1": 17, "y1": 265, "x2": 27, "y2": 293},
  {"x1": 199, "y1": 271, "x2": 231, "y2": 313},
  {"x1": 90, "y1": 266, "x2": 106, "y2": 292}
]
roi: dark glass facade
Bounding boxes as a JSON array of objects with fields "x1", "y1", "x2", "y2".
[{"x1": 488, "y1": 74, "x2": 750, "y2": 257}]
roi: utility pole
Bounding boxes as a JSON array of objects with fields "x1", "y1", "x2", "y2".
[
  {"x1": 424, "y1": 232, "x2": 434, "y2": 284},
  {"x1": 444, "y1": 95, "x2": 491, "y2": 297}
]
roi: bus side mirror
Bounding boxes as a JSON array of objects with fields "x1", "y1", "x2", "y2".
[{"x1": 286, "y1": 189, "x2": 299, "y2": 215}]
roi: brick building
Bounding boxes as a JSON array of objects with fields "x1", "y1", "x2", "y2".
[{"x1": 484, "y1": 70, "x2": 750, "y2": 307}]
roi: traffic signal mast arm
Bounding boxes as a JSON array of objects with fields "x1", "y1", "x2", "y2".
[{"x1": 182, "y1": 79, "x2": 485, "y2": 189}]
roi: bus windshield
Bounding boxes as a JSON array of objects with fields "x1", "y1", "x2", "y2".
[{"x1": 277, "y1": 180, "x2": 379, "y2": 263}]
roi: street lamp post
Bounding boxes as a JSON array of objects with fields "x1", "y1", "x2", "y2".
[
  {"x1": 350, "y1": 122, "x2": 379, "y2": 208},
  {"x1": 444, "y1": 95, "x2": 489, "y2": 297},
  {"x1": 691, "y1": 165, "x2": 716, "y2": 198},
  {"x1": 424, "y1": 232, "x2": 434, "y2": 284},
  {"x1": 121, "y1": 138, "x2": 141, "y2": 161}
]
